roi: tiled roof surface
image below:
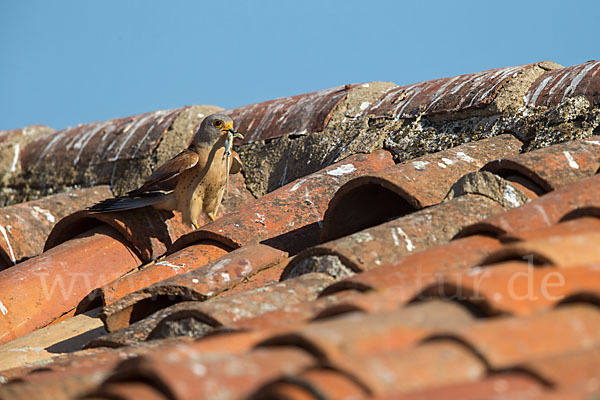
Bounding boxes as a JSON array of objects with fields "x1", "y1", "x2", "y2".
[{"x1": 1, "y1": 59, "x2": 600, "y2": 399}]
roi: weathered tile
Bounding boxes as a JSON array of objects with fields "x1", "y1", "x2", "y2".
[
  {"x1": 321, "y1": 135, "x2": 522, "y2": 241},
  {"x1": 0, "y1": 186, "x2": 111, "y2": 269}
]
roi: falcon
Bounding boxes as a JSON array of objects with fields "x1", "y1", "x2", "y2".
[{"x1": 90, "y1": 113, "x2": 243, "y2": 228}]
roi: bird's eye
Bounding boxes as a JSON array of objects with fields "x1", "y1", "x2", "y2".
[{"x1": 213, "y1": 120, "x2": 224, "y2": 129}]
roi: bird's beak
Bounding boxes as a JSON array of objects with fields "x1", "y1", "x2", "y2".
[{"x1": 221, "y1": 122, "x2": 244, "y2": 140}]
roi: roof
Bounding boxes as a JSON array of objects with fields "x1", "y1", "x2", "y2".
[{"x1": 0, "y1": 59, "x2": 600, "y2": 399}]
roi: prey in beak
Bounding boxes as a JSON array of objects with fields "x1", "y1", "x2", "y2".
[
  {"x1": 222, "y1": 124, "x2": 244, "y2": 161},
  {"x1": 220, "y1": 122, "x2": 244, "y2": 140}
]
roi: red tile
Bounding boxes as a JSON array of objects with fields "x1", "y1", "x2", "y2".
[
  {"x1": 21, "y1": 109, "x2": 181, "y2": 173},
  {"x1": 87, "y1": 241, "x2": 230, "y2": 312},
  {"x1": 149, "y1": 273, "x2": 335, "y2": 338},
  {"x1": 0, "y1": 186, "x2": 112, "y2": 269},
  {"x1": 228, "y1": 290, "x2": 360, "y2": 332},
  {"x1": 452, "y1": 304, "x2": 600, "y2": 369},
  {"x1": 482, "y1": 231, "x2": 600, "y2": 266},
  {"x1": 225, "y1": 85, "x2": 356, "y2": 143},
  {"x1": 383, "y1": 373, "x2": 546, "y2": 400},
  {"x1": 416, "y1": 264, "x2": 600, "y2": 316},
  {"x1": 45, "y1": 208, "x2": 195, "y2": 263},
  {"x1": 0, "y1": 342, "x2": 173, "y2": 399},
  {"x1": 482, "y1": 136, "x2": 600, "y2": 192},
  {"x1": 525, "y1": 60, "x2": 600, "y2": 107},
  {"x1": 458, "y1": 173, "x2": 600, "y2": 238},
  {"x1": 171, "y1": 150, "x2": 394, "y2": 255},
  {"x1": 524, "y1": 388, "x2": 600, "y2": 400},
  {"x1": 0, "y1": 346, "x2": 145, "y2": 381},
  {"x1": 214, "y1": 258, "x2": 287, "y2": 297},
  {"x1": 365, "y1": 62, "x2": 543, "y2": 118},
  {"x1": 89, "y1": 273, "x2": 334, "y2": 347},
  {"x1": 523, "y1": 346, "x2": 600, "y2": 389},
  {"x1": 0, "y1": 373, "x2": 106, "y2": 400},
  {"x1": 336, "y1": 341, "x2": 487, "y2": 396},
  {"x1": 257, "y1": 300, "x2": 474, "y2": 363},
  {"x1": 251, "y1": 368, "x2": 369, "y2": 400},
  {"x1": 101, "y1": 244, "x2": 287, "y2": 332},
  {"x1": 92, "y1": 329, "x2": 264, "y2": 355},
  {"x1": 0, "y1": 225, "x2": 141, "y2": 345},
  {"x1": 285, "y1": 194, "x2": 504, "y2": 278},
  {"x1": 321, "y1": 134, "x2": 522, "y2": 241},
  {"x1": 82, "y1": 382, "x2": 167, "y2": 400},
  {"x1": 90, "y1": 347, "x2": 316, "y2": 400},
  {"x1": 501, "y1": 215, "x2": 600, "y2": 243},
  {"x1": 321, "y1": 235, "x2": 501, "y2": 295}
]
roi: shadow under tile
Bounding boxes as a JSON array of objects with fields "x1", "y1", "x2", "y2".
[{"x1": 45, "y1": 326, "x2": 107, "y2": 354}]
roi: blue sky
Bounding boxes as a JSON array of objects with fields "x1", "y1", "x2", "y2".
[{"x1": 1, "y1": 0, "x2": 599, "y2": 131}]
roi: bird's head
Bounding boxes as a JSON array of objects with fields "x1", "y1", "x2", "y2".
[{"x1": 192, "y1": 113, "x2": 244, "y2": 146}]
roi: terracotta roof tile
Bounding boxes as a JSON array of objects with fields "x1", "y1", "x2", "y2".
[
  {"x1": 458, "y1": 173, "x2": 600, "y2": 238},
  {"x1": 257, "y1": 300, "x2": 475, "y2": 362},
  {"x1": 0, "y1": 225, "x2": 141, "y2": 345},
  {"x1": 284, "y1": 194, "x2": 504, "y2": 279},
  {"x1": 501, "y1": 215, "x2": 600, "y2": 242},
  {"x1": 89, "y1": 347, "x2": 316, "y2": 400},
  {"x1": 376, "y1": 373, "x2": 546, "y2": 400},
  {"x1": 0, "y1": 373, "x2": 105, "y2": 400},
  {"x1": 364, "y1": 62, "x2": 552, "y2": 118},
  {"x1": 0, "y1": 341, "x2": 175, "y2": 399},
  {"x1": 100, "y1": 243, "x2": 288, "y2": 332},
  {"x1": 85, "y1": 382, "x2": 167, "y2": 400},
  {"x1": 481, "y1": 136, "x2": 600, "y2": 192},
  {"x1": 0, "y1": 186, "x2": 111, "y2": 269},
  {"x1": 522, "y1": 346, "x2": 600, "y2": 389},
  {"x1": 227, "y1": 290, "x2": 359, "y2": 332},
  {"x1": 321, "y1": 134, "x2": 522, "y2": 241},
  {"x1": 481, "y1": 231, "x2": 600, "y2": 266},
  {"x1": 250, "y1": 368, "x2": 369, "y2": 400},
  {"x1": 0, "y1": 340, "x2": 181, "y2": 399},
  {"x1": 213, "y1": 260, "x2": 285, "y2": 296},
  {"x1": 333, "y1": 341, "x2": 487, "y2": 396},
  {"x1": 525, "y1": 60, "x2": 600, "y2": 107},
  {"x1": 89, "y1": 272, "x2": 333, "y2": 347},
  {"x1": 320, "y1": 234, "x2": 501, "y2": 295},
  {"x1": 44, "y1": 208, "x2": 194, "y2": 263},
  {"x1": 22, "y1": 109, "x2": 180, "y2": 171},
  {"x1": 171, "y1": 150, "x2": 394, "y2": 255},
  {"x1": 417, "y1": 264, "x2": 600, "y2": 317},
  {"x1": 225, "y1": 85, "x2": 356, "y2": 144},
  {"x1": 151, "y1": 273, "x2": 334, "y2": 338},
  {"x1": 83, "y1": 241, "x2": 230, "y2": 313},
  {"x1": 435, "y1": 304, "x2": 600, "y2": 370}
]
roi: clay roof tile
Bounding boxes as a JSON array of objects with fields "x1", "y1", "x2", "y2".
[
  {"x1": 321, "y1": 134, "x2": 522, "y2": 241},
  {"x1": 0, "y1": 186, "x2": 111, "y2": 269}
]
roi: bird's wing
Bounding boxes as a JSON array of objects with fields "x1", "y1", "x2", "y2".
[
  {"x1": 127, "y1": 149, "x2": 199, "y2": 196},
  {"x1": 229, "y1": 151, "x2": 243, "y2": 175}
]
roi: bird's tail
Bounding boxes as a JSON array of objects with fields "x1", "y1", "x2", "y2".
[{"x1": 88, "y1": 192, "x2": 171, "y2": 213}]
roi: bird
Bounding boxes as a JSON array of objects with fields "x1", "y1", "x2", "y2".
[{"x1": 89, "y1": 113, "x2": 244, "y2": 229}]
